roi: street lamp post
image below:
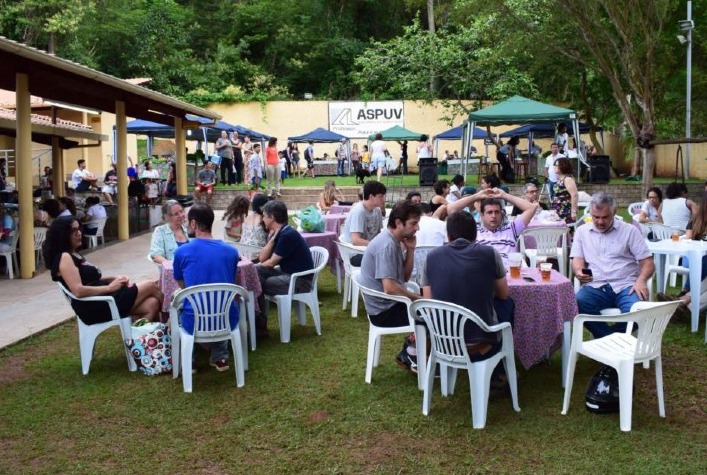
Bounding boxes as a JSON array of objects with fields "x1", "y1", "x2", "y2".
[{"x1": 679, "y1": 2, "x2": 694, "y2": 179}]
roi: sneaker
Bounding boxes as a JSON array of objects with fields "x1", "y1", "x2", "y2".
[
  {"x1": 395, "y1": 351, "x2": 418, "y2": 374},
  {"x1": 210, "y1": 359, "x2": 230, "y2": 372}
]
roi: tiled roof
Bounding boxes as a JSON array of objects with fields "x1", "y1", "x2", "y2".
[{"x1": 0, "y1": 107, "x2": 93, "y2": 132}]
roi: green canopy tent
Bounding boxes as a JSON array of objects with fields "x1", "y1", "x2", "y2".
[
  {"x1": 367, "y1": 124, "x2": 425, "y2": 142},
  {"x1": 463, "y1": 95, "x2": 584, "y2": 178}
]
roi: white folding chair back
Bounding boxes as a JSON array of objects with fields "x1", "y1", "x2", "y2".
[
  {"x1": 33, "y1": 227, "x2": 48, "y2": 267},
  {"x1": 411, "y1": 299, "x2": 520, "y2": 429},
  {"x1": 354, "y1": 274, "x2": 425, "y2": 388},
  {"x1": 57, "y1": 282, "x2": 137, "y2": 375},
  {"x1": 561, "y1": 301, "x2": 680, "y2": 431},
  {"x1": 519, "y1": 226, "x2": 569, "y2": 277},
  {"x1": 647, "y1": 223, "x2": 675, "y2": 241},
  {"x1": 335, "y1": 241, "x2": 365, "y2": 317},
  {"x1": 0, "y1": 227, "x2": 19, "y2": 279},
  {"x1": 647, "y1": 223, "x2": 682, "y2": 286},
  {"x1": 86, "y1": 218, "x2": 107, "y2": 248},
  {"x1": 265, "y1": 246, "x2": 329, "y2": 343},
  {"x1": 170, "y1": 283, "x2": 248, "y2": 393},
  {"x1": 628, "y1": 202, "x2": 644, "y2": 216}
]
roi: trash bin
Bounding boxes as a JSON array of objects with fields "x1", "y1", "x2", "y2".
[{"x1": 437, "y1": 162, "x2": 448, "y2": 175}]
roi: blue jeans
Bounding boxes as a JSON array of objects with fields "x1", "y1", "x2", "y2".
[
  {"x1": 337, "y1": 159, "x2": 346, "y2": 176},
  {"x1": 680, "y1": 255, "x2": 707, "y2": 291},
  {"x1": 576, "y1": 284, "x2": 639, "y2": 338},
  {"x1": 547, "y1": 180, "x2": 556, "y2": 200}
]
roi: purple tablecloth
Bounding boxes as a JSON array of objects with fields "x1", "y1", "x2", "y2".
[
  {"x1": 507, "y1": 268, "x2": 577, "y2": 369},
  {"x1": 329, "y1": 204, "x2": 352, "y2": 215},
  {"x1": 300, "y1": 231, "x2": 338, "y2": 269},
  {"x1": 323, "y1": 213, "x2": 347, "y2": 236},
  {"x1": 159, "y1": 258, "x2": 262, "y2": 313}
]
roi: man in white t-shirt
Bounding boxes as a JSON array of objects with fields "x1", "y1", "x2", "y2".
[
  {"x1": 71, "y1": 159, "x2": 97, "y2": 192},
  {"x1": 544, "y1": 143, "x2": 564, "y2": 200}
]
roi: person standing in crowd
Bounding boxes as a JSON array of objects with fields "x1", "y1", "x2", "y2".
[
  {"x1": 544, "y1": 143, "x2": 564, "y2": 200},
  {"x1": 291, "y1": 143, "x2": 302, "y2": 177},
  {"x1": 551, "y1": 157, "x2": 578, "y2": 224},
  {"x1": 230, "y1": 130, "x2": 244, "y2": 185},
  {"x1": 165, "y1": 161, "x2": 177, "y2": 198},
  {"x1": 265, "y1": 137, "x2": 281, "y2": 197},
  {"x1": 304, "y1": 141, "x2": 316, "y2": 178},
  {"x1": 336, "y1": 138, "x2": 348, "y2": 177},
  {"x1": 361, "y1": 145, "x2": 371, "y2": 172},
  {"x1": 285, "y1": 141, "x2": 294, "y2": 177},
  {"x1": 397, "y1": 140, "x2": 409, "y2": 175},
  {"x1": 249, "y1": 143, "x2": 263, "y2": 189},
  {"x1": 370, "y1": 133, "x2": 388, "y2": 182},
  {"x1": 350, "y1": 143, "x2": 360, "y2": 173},
  {"x1": 417, "y1": 134, "x2": 432, "y2": 160},
  {"x1": 216, "y1": 130, "x2": 234, "y2": 186},
  {"x1": 554, "y1": 123, "x2": 572, "y2": 155},
  {"x1": 241, "y1": 134, "x2": 253, "y2": 182}
]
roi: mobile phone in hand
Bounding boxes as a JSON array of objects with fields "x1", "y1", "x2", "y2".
[{"x1": 582, "y1": 268, "x2": 593, "y2": 277}]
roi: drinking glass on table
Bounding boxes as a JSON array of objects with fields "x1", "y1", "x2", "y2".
[
  {"x1": 540, "y1": 262, "x2": 552, "y2": 281},
  {"x1": 508, "y1": 252, "x2": 523, "y2": 279}
]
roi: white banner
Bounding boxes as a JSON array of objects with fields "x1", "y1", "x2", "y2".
[{"x1": 329, "y1": 101, "x2": 404, "y2": 138}]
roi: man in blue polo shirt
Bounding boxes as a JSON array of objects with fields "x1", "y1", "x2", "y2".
[{"x1": 255, "y1": 200, "x2": 314, "y2": 338}]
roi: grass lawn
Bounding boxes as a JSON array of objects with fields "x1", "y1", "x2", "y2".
[{"x1": 1, "y1": 270, "x2": 706, "y2": 473}]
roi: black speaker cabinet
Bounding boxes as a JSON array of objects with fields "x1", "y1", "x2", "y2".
[
  {"x1": 588, "y1": 156, "x2": 610, "y2": 184},
  {"x1": 419, "y1": 158, "x2": 438, "y2": 186}
]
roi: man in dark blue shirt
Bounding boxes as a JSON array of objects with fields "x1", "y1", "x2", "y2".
[{"x1": 255, "y1": 200, "x2": 314, "y2": 337}]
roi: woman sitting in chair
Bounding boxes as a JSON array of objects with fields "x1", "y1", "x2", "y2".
[
  {"x1": 45, "y1": 216, "x2": 162, "y2": 324},
  {"x1": 318, "y1": 180, "x2": 344, "y2": 214},
  {"x1": 239, "y1": 194, "x2": 270, "y2": 260},
  {"x1": 148, "y1": 200, "x2": 189, "y2": 264}
]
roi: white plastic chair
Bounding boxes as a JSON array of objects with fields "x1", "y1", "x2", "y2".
[
  {"x1": 410, "y1": 245, "x2": 438, "y2": 287},
  {"x1": 561, "y1": 301, "x2": 681, "y2": 432},
  {"x1": 170, "y1": 283, "x2": 248, "y2": 393},
  {"x1": 411, "y1": 299, "x2": 520, "y2": 429},
  {"x1": 85, "y1": 218, "x2": 107, "y2": 248},
  {"x1": 354, "y1": 274, "x2": 425, "y2": 388},
  {"x1": 57, "y1": 282, "x2": 137, "y2": 375},
  {"x1": 265, "y1": 246, "x2": 329, "y2": 343},
  {"x1": 628, "y1": 202, "x2": 644, "y2": 216},
  {"x1": 33, "y1": 227, "x2": 48, "y2": 267},
  {"x1": 1, "y1": 228, "x2": 19, "y2": 279},
  {"x1": 518, "y1": 226, "x2": 569, "y2": 277},
  {"x1": 335, "y1": 241, "x2": 365, "y2": 317},
  {"x1": 647, "y1": 223, "x2": 683, "y2": 286}
]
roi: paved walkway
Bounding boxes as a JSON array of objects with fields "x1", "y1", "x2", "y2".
[{"x1": 0, "y1": 211, "x2": 228, "y2": 349}]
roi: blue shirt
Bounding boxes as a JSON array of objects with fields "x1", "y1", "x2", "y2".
[{"x1": 173, "y1": 239, "x2": 239, "y2": 334}]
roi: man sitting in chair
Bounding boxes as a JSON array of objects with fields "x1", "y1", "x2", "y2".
[
  {"x1": 510, "y1": 181, "x2": 547, "y2": 216},
  {"x1": 571, "y1": 192, "x2": 654, "y2": 338},
  {"x1": 358, "y1": 200, "x2": 422, "y2": 374},
  {"x1": 173, "y1": 203, "x2": 239, "y2": 373},
  {"x1": 255, "y1": 200, "x2": 314, "y2": 339},
  {"x1": 422, "y1": 211, "x2": 514, "y2": 388},
  {"x1": 71, "y1": 159, "x2": 98, "y2": 192}
]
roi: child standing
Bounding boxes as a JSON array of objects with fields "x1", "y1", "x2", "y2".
[
  {"x1": 249, "y1": 143, "x2": 263, "y2": 190},
  {"x1": 279, "y1": 151, "x2": 287, "y2": 184}
]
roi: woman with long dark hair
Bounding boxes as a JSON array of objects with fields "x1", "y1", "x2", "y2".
[
  {"x1": 240, "y1": 194, "x2": 271, "y2": 259},
  {"x1": 45, "y1": 216, "x2": 162, "y2": 323},
  {"x1": 550, "y1": 157, "x2": 578, "y2": 224}
]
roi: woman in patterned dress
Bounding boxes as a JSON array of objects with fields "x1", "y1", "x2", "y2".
[{"x1": 551, "y1": 157, "x2": 578, "y2": 224}]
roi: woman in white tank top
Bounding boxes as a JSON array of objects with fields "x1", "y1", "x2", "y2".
[{"x1": 660, "y1": 182, "x2": 697, "y2": 231}]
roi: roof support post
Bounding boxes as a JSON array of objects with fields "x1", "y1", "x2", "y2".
[
  {"x1": 174, "y1": 116, "x2": 186, "y2": 196},
  {"x1": 51, "y1": 136, "x2": 63, "y2": 198},
  {"x1": 15, "y1": 73, "x2": 35, "y2": 278},
  {"x1": 115, "y1": 100, "x2": 128, "y2": 240}
]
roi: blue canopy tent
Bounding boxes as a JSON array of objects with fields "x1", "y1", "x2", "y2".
[
  {"x1": 288, "y1": 127, "x2": 347, "y2": 143},
  {"x1": 289, "y1": 127, "x2": 350, "y2": 174},
  {"x1": 433, "y1": 124, "x2": 489, "y2": 160},
  {"x1": 125, "y1": 117, "x2": 270, "y2": 156}
]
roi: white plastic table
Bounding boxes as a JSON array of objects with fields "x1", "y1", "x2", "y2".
[{"x1": 647, "y1": 238, "x2": 707, "y2": 340}]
